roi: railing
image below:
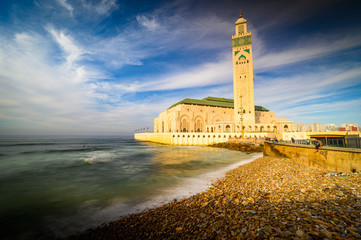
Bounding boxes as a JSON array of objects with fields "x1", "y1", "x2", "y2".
[{"x1": 281, "y1": 136, "x2": 361, "y2": 149}]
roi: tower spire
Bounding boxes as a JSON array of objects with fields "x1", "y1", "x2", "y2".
[{"x1": 232, "y1": 10, "x2": 255, "y2": 131}]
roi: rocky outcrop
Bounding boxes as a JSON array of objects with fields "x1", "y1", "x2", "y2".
[{"x1": 210, "y1": 142, "x2": 263, "y2": 153}]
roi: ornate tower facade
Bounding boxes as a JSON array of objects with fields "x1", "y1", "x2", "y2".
[{"x1": 232, "y1": 11, "x2": 255, "y2": 133}]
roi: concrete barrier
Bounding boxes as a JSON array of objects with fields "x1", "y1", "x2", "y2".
[
  {"x1": 134, "y1": 132, "x2": 268, "y2": 146},
  {"x1": 264, "y1": 141, "x2": 361, "y2": 173}
]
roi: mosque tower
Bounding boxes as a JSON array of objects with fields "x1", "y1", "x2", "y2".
[{"x1": 232, "y1": 11, "x2": 255, "y2": 133}]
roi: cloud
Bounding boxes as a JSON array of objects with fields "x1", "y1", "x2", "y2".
[
  {"x1": 46, "y1": 26, "x2": 87, "y2": 67},
  {"x1": 89, "y1": 53, "x2": 233, "y2": 98},
  {"x1": 255, "y1": 66, "x2": 361, "y2": 106},
  {"x1": 254, "y1": 32, "x2": 361, "y2": 70},
  {"x1": 254, "y1": 64, "x2": 361, "y2": 126},
  {"x1": 56, "y1": 0, "x2": 74, "y2": 16},
  {"x1": 0, "y1": 31, "x2": 97, "y2": 131},
  {"x1": 80, "y1": 0, "x2": 118, "y2": 16},
  {"x1": 136, "y1": 15, "x2": 161, "y2": 31}
]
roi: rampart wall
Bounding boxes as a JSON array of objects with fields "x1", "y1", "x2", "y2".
[
  {"x1": 264, "y1": 141, "x2": 361, "y2": 173},
  {"x1": 134, "y1": 132, "x2": 268, "y2": 146}
]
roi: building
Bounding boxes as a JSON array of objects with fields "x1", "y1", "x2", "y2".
[
  {"x1": 307, "y1": 122, "x2": 324, "y2": 132},
  {"x1": 153, "y1": 11, "x2": 294, "y2": 135},
  {"x1": 340, "y1": 124, "x2": 359, "y2": 131},
  {"x1": 325, "y1": 124, "x2": 339, "y2": 132},
  {"x1": 296, "y1": 123, "x2": 307, "y2": 132},
  {"x1": 154, "y1": 97, "x2": 293, "y2": 134}
]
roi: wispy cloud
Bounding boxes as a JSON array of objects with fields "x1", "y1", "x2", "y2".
[
  {"x1": 136, "y1": 15, "x2": 161, "y2": 31},
  {"x1": 255, "y1": 67, "x2": 361, "y2": 105},
  {"x1": 80, "y1": 0, "x2": 118, "y2": 16},
  {"x1": 56, "y1": 0, "x2": 74, "y2": 16},
  {"x1": 254, "y1": 32, "x2": 361, "y2": 70},
  {"x1": 46, "y1": 26, "x2": 87, "y2": 67}
]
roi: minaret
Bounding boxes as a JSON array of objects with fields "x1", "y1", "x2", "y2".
[{"x1": 232, "y1": 10, "x2": 255, "y2": 133}]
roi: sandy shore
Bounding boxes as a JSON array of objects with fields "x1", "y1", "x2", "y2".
[{"x1": 69, "y1": 156, "x2": 361, "y2": 240}]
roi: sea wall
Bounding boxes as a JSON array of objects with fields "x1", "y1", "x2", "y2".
[
  {"x1": 134, "y1": 132, "x2": 268, "y2": 146},
  {"x1": 264, "y1": 141, "x2": 361, "y2": 173}
]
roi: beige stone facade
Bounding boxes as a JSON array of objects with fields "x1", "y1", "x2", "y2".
[
  {"x1": 153, "y1": 11, "x2": 294, "y2": 135},
  {"x1": 154, "y1": 97, "x2": 294, "y2": 134},
  {"x1": 154, "y1": 98, "x2": 234, "y2": 133}
]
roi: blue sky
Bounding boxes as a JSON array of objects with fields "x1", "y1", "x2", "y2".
[{"x1": 0, "y1": 0, "x2": 360, "y2": 135}]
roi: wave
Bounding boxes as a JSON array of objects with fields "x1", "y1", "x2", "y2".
[
  {"x1": 0, "y1": 143, "x2": 57, "y2": 147},
  {"x1": 82, "y1": 151, "x2": 116, "y2": 164},
  {"x1": 137, "y1": 153, "x2": 262, "y2": 210},
  {"x1": 20, "y1": 147, "x2": 112, "y2": 155}
]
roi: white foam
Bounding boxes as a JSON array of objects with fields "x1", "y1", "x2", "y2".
[
  {"x1": 136, "y1": 152, "x2": 262, "y2": 210},
  {"x1": 82, "y1": 151, "x2": 115, "y2": 164}
]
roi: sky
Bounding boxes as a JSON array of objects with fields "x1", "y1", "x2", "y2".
[{"x1": 0, "y1": 0, "x2": 361, "y2": 135}]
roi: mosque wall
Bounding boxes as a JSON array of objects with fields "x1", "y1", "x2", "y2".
[
  {"x1": 154, "y1": 104, "x2": 234, "y2": 133},
  {"x1": 135, "y1": 132, "x2": 268, "y2": 146}
]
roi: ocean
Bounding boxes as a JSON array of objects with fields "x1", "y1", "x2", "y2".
[{"x1": 0, "y1": 135, "x2": 260, "y2": 239}]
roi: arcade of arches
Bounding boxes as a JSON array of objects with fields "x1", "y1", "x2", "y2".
[{"x1": 154, "y1": 97, "x2": 294, "y2": 134}]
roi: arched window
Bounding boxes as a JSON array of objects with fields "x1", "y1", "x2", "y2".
[
  {"x1": 284, "y1": 125, "x2": 289, "y2": 132},
  {"x1": 226, "y1": 125, "x2": 231, "y2": 133}
]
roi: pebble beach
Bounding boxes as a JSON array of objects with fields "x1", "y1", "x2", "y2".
[{"x1": 70, "y1": 155, "x2": 361, "y2": 240}]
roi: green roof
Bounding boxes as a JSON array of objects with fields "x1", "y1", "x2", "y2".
[
  {"x1": 168, "y1": 96, "x2": 269, "y2": 111},
  {"x1": 255, "y1": 106, "x2": 269, "y2": 111},
  {"x1": 202, "y1": 96, "x2": 234, "y2": 103}
]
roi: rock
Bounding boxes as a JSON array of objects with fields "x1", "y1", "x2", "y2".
[
  {"x1": 319, "y1": 229, "x2": 332, "y2": 239},
  {"x1": 241, "y1": 228, "x2": 247, "y2": 234},
  {"x1": 313, "y1": 219, "x2": 328, "y2": 226},
  {"x1": 348, "y1": 229, "x2": 361, "y2": 238},
  {"x1": 303, "y1": 211, "x2": 312, "y2": 217},
  {"x1": 249, "y1": 210, "x2": 257, "y2": 214},
  {"x1": 176, "y1": 227, "x2": 183, "y2": 231},
  {"x1": 309, "y1": 231, "x2": 319, "y2": 237},
  {"x1": 296, "y1": 230, "x2": 304, "y2": 237}
]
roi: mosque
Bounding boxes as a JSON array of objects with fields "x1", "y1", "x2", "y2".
[{"x1": 153, "y1": 11, "x2": 294, "y2": 136}]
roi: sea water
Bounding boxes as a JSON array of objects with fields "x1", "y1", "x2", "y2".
[{"x1": 0, "y1": 135, "x2": 260, "y2": 239}]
